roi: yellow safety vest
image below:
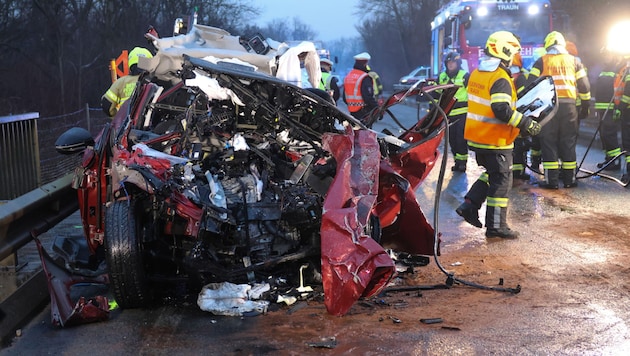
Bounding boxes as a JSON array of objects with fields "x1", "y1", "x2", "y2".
[
  {"x1": 465, "y1": 68, "x2": 520, "y2": 149},
  {"x1": 439, "y1": 70, "x2": 468, "y2": 116},
  {"x1": 534, "y1": 54, "x2": 585, "y2": 100},
  {"x1": 103, "y1": 75, "x2": 139, "y2": 110}
]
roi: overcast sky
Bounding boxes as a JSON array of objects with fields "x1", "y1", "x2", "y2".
[{"x1": 250, "y1": 0, "x2": 361, "y2": 41}]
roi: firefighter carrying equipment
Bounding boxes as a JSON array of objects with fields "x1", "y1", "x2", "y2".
[{"x1": 465, "y1": 67, "x2": 524, "y2": 149}]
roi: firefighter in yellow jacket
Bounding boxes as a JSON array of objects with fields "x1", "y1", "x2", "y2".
[
  {"x1": 101, "y1": 47, "x2": 153, "y2": 117},
  {"x1": 528, "y1": 31, "x2": 591, "y2": 189},
  {"x1": 456, "y1": 31, "x2": 541, "y2": 239}
]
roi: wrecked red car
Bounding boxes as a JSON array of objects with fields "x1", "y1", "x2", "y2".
[{"x1": 52, "y1": 25, "x2": 458, "y2": 323}]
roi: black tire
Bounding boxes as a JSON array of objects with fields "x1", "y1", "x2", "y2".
[{"x1": 104, "y1": 200, "x2": 149, "y2": 308}]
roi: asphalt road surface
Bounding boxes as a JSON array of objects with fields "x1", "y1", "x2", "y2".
[{"x1": 3, "y1": 100, "x2": 630, "y2": 355}]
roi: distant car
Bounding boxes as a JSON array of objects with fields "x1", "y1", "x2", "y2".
[{"x1": 393, "y1": 66, "x2": 431, "y2": 91}]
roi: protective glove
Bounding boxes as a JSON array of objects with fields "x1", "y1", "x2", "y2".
[
  {"x1": 613, "y1": 109, "x2": 622, "y2": 121},
  {"x1": 526, "y1": 120, "x2": 542, "y2": 136},
  {"x1": 518, "y1": 116, "x2": 541, "y2": 136},
  {"x1": 578, "y1": 102, "x2": 590, "y2": 121}
]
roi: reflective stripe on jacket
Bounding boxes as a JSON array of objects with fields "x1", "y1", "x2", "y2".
[
  {"x1": 320, "y1": 72, "x2": 332, "y2": 91},
  {"x1": 439, "y1": 69, "x2": 469, "y2": 116},
  {"x1": 103, "y1": 75, "x2": 139, "y2": 109},
  {"x1": 344, "y1": 69, "x2": 369, "y2": 113},
  {"x1": 614, "y1": 65, "x2": 630, "y2": 107},
  {"x1": 596, "y1": 70, "x2": 616, "y2": 110},
  {"x1": 530, "y1": 53, "x2": 590, "y2": 101},
  {"x1": 464, "y1": 68, "x2": 520, "y2": 149}
]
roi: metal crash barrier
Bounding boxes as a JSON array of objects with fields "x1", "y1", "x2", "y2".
[
  {"x1": 0, "y1": 173, "x2": 78, "y2": 343},
  {"x1": 0, "y1": 113, "x2": 41, "y2": 200}
]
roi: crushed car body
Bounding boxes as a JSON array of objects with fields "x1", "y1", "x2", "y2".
[{"x1": 50, "y1": 23, "x2": 459, "y2": 324}]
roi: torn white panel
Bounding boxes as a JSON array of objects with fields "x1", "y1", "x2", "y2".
[
  {"x1": 197, "y1": 282, "x2": 270, "y2": 316},
  {"x1": 185, "y1": 71, "x2": 245, "y2": 106}
]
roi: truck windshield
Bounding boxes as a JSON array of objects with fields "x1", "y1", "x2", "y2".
[{"x1": 464, "y1": 10, "x2": 551, "y2": 47}]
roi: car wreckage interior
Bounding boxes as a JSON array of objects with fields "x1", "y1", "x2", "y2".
[{"x1": 48, "y1": 24, "x2": 469, "y2": 326}]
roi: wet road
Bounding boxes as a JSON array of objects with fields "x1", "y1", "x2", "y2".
[{"x1": 3, "y1": 101, "x2": 630, "y2": 355}]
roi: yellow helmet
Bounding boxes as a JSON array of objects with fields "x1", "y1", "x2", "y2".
[
  {"x1": 544, "y1": 31, "x2": 566, "y2": 49},
  {"x1": 128, "y1": 47, "x2": 153, "y2": 68},
  {"x1": 485, "y1": 31, "x2": 521, "y2": 62}
]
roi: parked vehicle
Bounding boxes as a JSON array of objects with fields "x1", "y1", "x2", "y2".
[
  {"x1": 393, "y1": 66, "x2": 431, "y2": 91},
  {"x1": 50, "y1": 24, "x2": 460, "y2": 324}
]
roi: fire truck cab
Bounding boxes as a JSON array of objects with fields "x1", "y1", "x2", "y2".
[{"x1": 430, "y1": 0, "x2": 566, "y2": 76}]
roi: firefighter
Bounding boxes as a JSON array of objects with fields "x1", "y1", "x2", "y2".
[
  {"x1": 439, "y1": 51, "x2": 470, "y2": 172},
  {"x1": 510, "y1": 52, "x2": 532, "y2": 180},
  {"x1": 594, "y1": 48, "x2": 623, "y2": 171},
  {"x1": 101, "y1": 47, "x2": 153, "y2": 117},
  {"x1": 455, "y1": 31, "x2": 541, "y2": 239},
  {"x1": 366, "y1": 64, "x2": 384, "y2": 105},
  {"x1": 528, "y1": 47, "x2": 547, "y2": 172},
  {"x1": 615, "y1": 57, "x2": 630, "y2": 184},
  {"x1": 343, "y1": 52, "x2": 378, "y2": 122},
  {"x1": 319, "y1": 58, "x2": 340, "y2": 102},
  {"x1": 528, "y1": 31, "x2": 591, "y2": 189}
]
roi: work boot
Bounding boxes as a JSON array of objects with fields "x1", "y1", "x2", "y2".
[
  {"x1": 485, "y1": 227, "x2": 519, "y2": 239},
  {"x1": 537, "y1": 168, "x2": 559, "y2": 189},
  {"x1": 530, "y1": 155, "x2": 542, "y2": 173},
  {"x1": 451, "y1": 161, "x2": 467, "y2": 172},
  {"x1": 596, "y1": 157, "x2": 620, "y2": 171},
  {"x1": 562, "y1": 168, "x2": 577, "y2": 188},
  {"x1": 537, "y1": 182, "x2": 559, "y2": 189},
  {"x1": 456, "y1": 202, "x2": 482, "y2": 228}
]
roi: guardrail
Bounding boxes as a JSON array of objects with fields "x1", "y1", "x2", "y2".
[
  {"x1": 0, "y1": 113, "x2": 41, "y2": 200},
  {"x1": 0, "y1": 173, "x2": 78, "y2": 344}
]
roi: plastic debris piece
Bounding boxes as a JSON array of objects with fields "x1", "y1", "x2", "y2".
[
  {"x1": 420, "y1": 318, "x2": 443, "y2": 324},
  {"x1": 296, "y1": 264, "x2": 314, "y2": 293},
  {"x1": 197, "y1": 282, "x2": 269, "y2": 316},
  {"x1": 277, "y1": 294, "x2": 298, "y2": 305},
  {"x1": 306, "y1": 337, "x2": 337, "y2": 349},
  {"x1": 451, "y1": 261, "x2": 463, "y2": 266}
]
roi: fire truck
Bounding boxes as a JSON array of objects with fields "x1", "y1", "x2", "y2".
[{"x1": 430, "y1": 0, "x2": 567, "y2": 76}]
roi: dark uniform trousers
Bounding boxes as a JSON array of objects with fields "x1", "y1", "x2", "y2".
[
  {"x1": 448, "y1": 110, "x2": 469, "y2": 163},
  {"x1": 539, "y1": 101, "x2": 578, "y2": 186},
  {"x1": 465, "y1": 150, "x2": 513, "y2": 229}
]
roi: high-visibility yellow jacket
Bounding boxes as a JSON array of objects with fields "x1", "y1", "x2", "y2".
[
  {"x1": 439, "y1": 69, "x2": 469, "y2": 116},
  {"x1": 465, "y1": 65, "x2": 522, "y2": 150},
  {"x1": 102, "y1": 75, "x2": 139, "y2": 116}
]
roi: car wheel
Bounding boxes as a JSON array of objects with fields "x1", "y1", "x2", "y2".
[{"x1": 105, "y1": 200, "x2": 149, "y2": 308}]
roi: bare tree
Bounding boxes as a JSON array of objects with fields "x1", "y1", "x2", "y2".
[
  {"x1": 356, "y1": 0, "x2": 445, "y2": 89},
  {"x1": 261, "y1": 17, "x2": 318, "y2": 42}
]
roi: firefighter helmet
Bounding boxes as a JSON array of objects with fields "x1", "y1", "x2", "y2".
[
  {"x1": 544, "y1": 31, "x2": 566, "y2": 49},
  {"x1": 128, "y1": 47, "x2": 153, "y2": 68},
  {"x1": 565, "y1": 41, "x2": 578, "y2": 56},
  {"x1": 485, "y1": 31, "x2": 521, "y2": 62},
  {"x1": 444, "y1": 51, "x2": 462, "y2": 67},
  {"x1": 512, "y1": 52, "x2": 523, "y2": 69}
]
